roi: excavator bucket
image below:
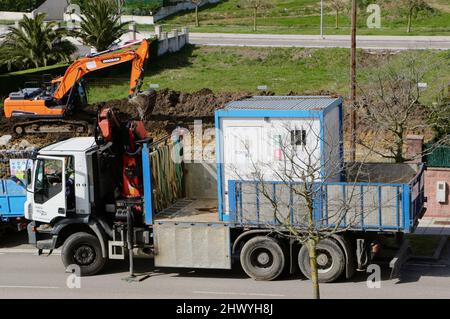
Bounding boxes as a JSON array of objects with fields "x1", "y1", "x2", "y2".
[{"x1": 128, "y1": 89, "x2": 157, "y2": 120}]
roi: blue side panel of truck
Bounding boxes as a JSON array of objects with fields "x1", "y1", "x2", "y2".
[
  {"x1": 142, "y1": 143, "x2": 153, "y2": 225},
  {"x1": 227, "y1": 165, "x2": 425, "y2": 233},
  {"x1": 0, "y1": 179, "x2": 26, "y2": 221}
]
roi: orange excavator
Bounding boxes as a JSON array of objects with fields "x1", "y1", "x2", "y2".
[{"x1": 3, "y1": 39, "x2": 151, "y2": 134}]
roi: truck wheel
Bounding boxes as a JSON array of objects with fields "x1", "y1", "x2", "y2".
[
  {"x1": 298, "y1": 239, "x2": 345, "y2": 283},
  {"x1": 240, "y1": 236, "x2": 285, "y2": 281},
  {"x1": 61, "y1": 232, "x2": 106, "y2": 276}
]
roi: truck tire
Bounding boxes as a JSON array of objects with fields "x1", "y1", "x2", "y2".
[
  {"x1": 298, "y1": 239, "x2": 345, "y2": 283},
  {"x1": 240, "y1": 236, "x2": 285, "y2": 281},
  {"x1": 61, "y1": 232, "x2": 107, "y2": 276}
]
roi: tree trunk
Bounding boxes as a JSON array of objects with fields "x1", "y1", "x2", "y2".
[
  {"x1": 394, "y1": 129, "x2": 405, "y2": 163},
  {"x1": 195, "y1": 5, "x2": 199, "y2": 27},
  {"x1": 307, "y1": 239, "x2": 320, "y2": 299},
  {"x1": 335, "y1": 9, "x2": 339, "y2": 29},
  {"x1": 253, "y1": 7, "x2": 257, "y2": 32},
  {"x1": 407, "y1": 7, "x2": 413, "y2": 33}
]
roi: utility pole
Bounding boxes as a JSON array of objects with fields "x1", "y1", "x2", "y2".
[
  {"x1": 320, "y1": 0, "x2": 324, "y2": 38},
  {"x1": 350, "y1": 0, "x2": 357, "y2": 162}
]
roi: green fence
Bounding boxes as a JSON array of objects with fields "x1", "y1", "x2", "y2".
[{"x1": 425, "y1": 144, "x2": 450, "y2": 168}]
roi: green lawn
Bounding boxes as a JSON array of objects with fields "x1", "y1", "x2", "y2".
[
  {"x1": 86, "y1": 45, "x2": 450, "y2": 105},
  {"x1": 140, "y1": 0, "x2": 450, "y2": 36},
  {"x1": 1, "y1": 45, "x2": 448, "y2": 106}
]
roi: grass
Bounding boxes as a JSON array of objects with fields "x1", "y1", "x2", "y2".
[
  {"x1": 140, "y1": 0, "x2": 450, "y2": 36},
  {"x1": 1, "y1": 45, "x2": 448, "y2": 107},
  {"x1": 85, "y1": 45, "x2": 450, "y2": 105}
]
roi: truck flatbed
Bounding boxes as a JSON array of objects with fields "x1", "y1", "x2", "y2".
[{"x1": 155, "y1": 199, "x2": 221, "y2": 223}]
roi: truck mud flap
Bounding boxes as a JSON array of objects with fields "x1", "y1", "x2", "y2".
[{"x1": 153, "y1": 222, "x2": 231, "y2": 270}]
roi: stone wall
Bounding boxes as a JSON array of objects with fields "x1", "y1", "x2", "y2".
[{"x1": 424, "y1": 168, "x2": 450, "y2": 217}]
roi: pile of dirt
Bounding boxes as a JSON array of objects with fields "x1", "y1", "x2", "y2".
[
  {"x1": 0, "y1": 88, "x2": 253, "y2": 147},
  {"x1": 0, "y1": 88, "x2": 343, "y2": 148},
  {"x1": 94, "y1": 88, "x2": 252, "y2": 119},
  {"x1": 88, "y1": 88, "x2": 252, "y2": 139}
]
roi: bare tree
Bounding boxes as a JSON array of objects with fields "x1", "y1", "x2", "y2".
[
  {"x1": 229, "y1": 121, "x2": 386, "y2": 299},
  {"x1": 330, "y1": 0, "x2": 347, "y2": 29},
  {"x1": 400, "y1": 0, "x2": 433, "y2": 33},
  {"x1": 356, "y1": 52, "x2": 444, "y2": 163},
  {"x1": 239, "y1": 0, "x2": 274, "y2": 32},
  {"x1": 428, "y1": 86, "x2": 450, "y2": 143},
  {"x1": 189, "y1": 0, "x2": 203, "y2": 27}
]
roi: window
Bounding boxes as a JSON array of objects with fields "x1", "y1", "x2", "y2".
[
  {"x1": 291, "y1": 129, "x2": 306, "y2": 146},
  {"x1": 34, "y1": 158, "x2": 63, "y2": 204}
]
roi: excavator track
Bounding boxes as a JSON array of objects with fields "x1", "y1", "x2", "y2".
[{"x1": 13, "y1": 119, "x2": 92, "y2": 135}]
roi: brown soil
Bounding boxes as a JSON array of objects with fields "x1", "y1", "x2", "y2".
[
  {"x1": 87, "y1": 88, "x2": 253, "y2": 140},
  {"x1": 0, "y1": 88, "x2": 347, "y2": 149},
  {"x1": 0, "y1": 88, "x2": 253, "y2": 148}
]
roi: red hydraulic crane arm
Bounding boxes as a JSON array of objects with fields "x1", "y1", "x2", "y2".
[{"x1": 53, "y1": 39, "x2": 150, "y2": 101}]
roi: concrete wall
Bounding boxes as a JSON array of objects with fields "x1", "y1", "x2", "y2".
[
  {"x1": 0, "y1": 11, "x2": 33, "y2": 21},
  {"x1": 122, "y1": 15, "x2": 155, "y2": 25},
  {"x1": 424, "y1": 168, "x2": 450, "y2": 217},
  {"x1": 155, "y1": 27, "x2": 189, "y2": 56},
  {"x1": 124, "y1": 25, "x2": 189, "y2": 56}
]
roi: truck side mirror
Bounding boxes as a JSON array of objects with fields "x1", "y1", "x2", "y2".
[{"x1": 26, "y1": 168, "x2": 32, "y2": 187}]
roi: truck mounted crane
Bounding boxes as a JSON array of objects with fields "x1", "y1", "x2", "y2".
[{"x1": 3, "y1": 39, "x2": 151, "y2": 135}]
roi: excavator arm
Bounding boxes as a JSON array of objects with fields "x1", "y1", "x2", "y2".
[{"x1": 53, "y1": 39, "x2": 150, "y2": 101}]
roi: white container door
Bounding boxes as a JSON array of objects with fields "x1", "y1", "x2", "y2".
[{"x1": 222, "y1": 122, "x2": 263, "y2": 214}]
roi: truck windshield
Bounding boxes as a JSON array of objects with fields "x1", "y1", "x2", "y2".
[{"x1": 34, "y1": 158, "x2": 63, "y2": 204}]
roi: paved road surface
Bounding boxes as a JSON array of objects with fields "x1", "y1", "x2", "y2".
[
  {"x1": 1, "y1": 28, "x2": 449, "y2": 50},
  {"x1": 189, "y1": 34, "x2": 450, "y2": 50},
  {"x1": 0, "y1": 233, "x2": 449, "y2": 299}
]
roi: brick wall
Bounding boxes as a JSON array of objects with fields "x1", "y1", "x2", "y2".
[{"x1": 424, "y1": 167, "x2": 450, "y2": 217}]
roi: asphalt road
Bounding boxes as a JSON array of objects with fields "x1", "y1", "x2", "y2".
[
  {"x1": 1, "y1": 28, "x2": 449, "y2": 51},
  {"x1": 0, "y1": 233, "x2": 449, "y2": 299},
  {"x1": 188, "y1": 33, "x2": 450, "y2": 50}
]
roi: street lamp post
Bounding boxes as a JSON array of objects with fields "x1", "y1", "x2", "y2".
[
  {"x1": 350, "y1": 0, "x2": 357, "y2": 162},
  {"x1": 320, "y1": 0, "x2": 324, "y2": 38}
]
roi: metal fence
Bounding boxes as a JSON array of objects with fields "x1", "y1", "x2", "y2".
[
  {"x1": 228, "y1": 165, "x2": 425, "y2": 233},
  {"x1": 425, "y1": 144, "x2": 450, "y2": 168}
]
